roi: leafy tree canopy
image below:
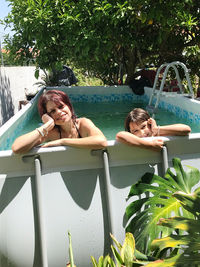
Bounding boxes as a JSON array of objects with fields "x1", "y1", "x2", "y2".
[{"x1": 3, "y1": 0, "x2": 200, "y2": 85}]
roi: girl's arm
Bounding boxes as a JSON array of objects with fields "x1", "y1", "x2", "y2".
[
  {"x1": 12, "y1": 115, "x2": 55, "y2": 154},
  {"x1": 116, "y1": 131, "x2": 164, "y2": 151},
  {"x1": 148, "y1": 118, "x2": 191, "y2": 136},
  {"x1": 42, "y1": 118, "x2": 107, "y2": 149},
  {"x1": 158, "y1": 124, "x2": 191, "y2": 136}
]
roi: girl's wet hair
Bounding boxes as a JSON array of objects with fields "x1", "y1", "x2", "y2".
[
  {"x1": 125, "y1": 108, "x2": 150, "y2": 132},
  {"x1": 38, "y1": 90, "x2": 75, "y2": 118}
]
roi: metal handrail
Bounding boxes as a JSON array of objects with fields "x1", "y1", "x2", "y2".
[{"x1": 148, "y1": 61, "x2": 194, "y2": 114}]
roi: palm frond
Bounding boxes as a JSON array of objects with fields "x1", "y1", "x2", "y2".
[{"x1": 125, "y1": 158, "x2": 200, "y2": 254}]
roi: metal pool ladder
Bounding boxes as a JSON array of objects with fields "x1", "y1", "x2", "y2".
[{"x1": 147, "y1": 61, "x2": 194, "y2": 116}]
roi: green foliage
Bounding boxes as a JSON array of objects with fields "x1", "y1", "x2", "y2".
[
  {"x1": 149, "y1": 186, "x2": 200, "y2": 265},
  {"x1": 33, "y1": 65, "x2": 103, "y2": 87},
  {"x1": 67, "y1": 158, "x2": 200, "y2": 266},
  {"x1": 71, "y1": 67, "x2": 104, "y2": 86},
  {"x1": 67, "y1": 231, "x2": 76, "y2": 267},
  {"x1": 125, "y1": 158, "x2": 200, "y2": 254},
  {"x1": 3, "y1": 0, "x2": 200, "y2": 85},
  {"x1": 91, "y1": 233, "x2": 157, "y2": 267}
]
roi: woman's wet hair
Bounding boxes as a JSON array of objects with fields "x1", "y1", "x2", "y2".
[
  {"x1": 125, "y1": 108, "x2": 150, "y2": 132},
  {"x1": 38, "y1": 90, "x2": 75, "y2": 118}
]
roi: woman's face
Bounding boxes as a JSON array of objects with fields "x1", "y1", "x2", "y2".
[
  {"x1": 46, "y1": 100, "x2": 72, "y2": 125},
  {"x1": 129, "y1": 120, "x2": 152, "y2": 137}
]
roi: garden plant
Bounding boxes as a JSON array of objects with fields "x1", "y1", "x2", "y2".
[{"x1": 67, "y1": 158, "x2": 200, "y2": 266}]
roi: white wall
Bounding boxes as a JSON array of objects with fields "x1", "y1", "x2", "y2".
[{"x1": 0, "y1": 66, "x2": 43, "y2": 126}]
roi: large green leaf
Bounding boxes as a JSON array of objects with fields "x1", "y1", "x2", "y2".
[
  {"x1": 125, "y1": 158, "x2": 200, "y2": 254},
  {"x1": 144, "y1": 253, "x2": 200, "y2": 266},
  {"x1": 150, "y1": 201, "x2": 200, "y2": 261},
  {"x1": 173, "y1": 190, "x2": 200, "y2": 216},
  {"x1": 121, "y1": 233, "x2": 135, "y2": 267},
  {"x1": 157, "y1": 216, "x2": 200, "y2": 233},
  {"x1": 110, "y1": 245, "x2": 124, "y2": 266},
  {"x1": 151, "y1": 234, "x2": 200, "y2": 252}
]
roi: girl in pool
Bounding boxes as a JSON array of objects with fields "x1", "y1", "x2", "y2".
[
  {"x1": 12, "y1": 90, "x2": 107, "y2": 154},
  {"x1": 116, "y1": 108, "x2": 191, "y2": 151}
]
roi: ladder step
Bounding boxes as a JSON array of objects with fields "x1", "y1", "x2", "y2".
[{"x1": 146, "y1": 105, "x2": 158, "y2": 114}]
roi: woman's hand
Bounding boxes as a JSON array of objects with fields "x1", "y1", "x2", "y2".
[
  {"x1": 41, "y1": 139, "x2": 63, "y2": 148},
  {"x1": 42, "y1": 113, "x2": 55, "y2": 131}
]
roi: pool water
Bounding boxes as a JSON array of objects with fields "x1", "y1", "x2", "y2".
[
  {"x1": 29, "y1": 101, "x2": 200, "y2": 138},
  {"x1": 73, "y1": 102, "x2": 200, "y2": 139},
  {"x1": 5, "y1": 101, "x2": 200, "y2": 150}
]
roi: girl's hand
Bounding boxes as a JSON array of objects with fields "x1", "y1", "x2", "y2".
[
  {"x1": 151, "y1": 139, "x2": 164, "y2": 151},
  {"x1": 148, "y1": 118, "x2": 159, "y2": 136}
]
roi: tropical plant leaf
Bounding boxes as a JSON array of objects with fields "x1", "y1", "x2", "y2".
[
  {"x1": 111, "y1": 245, "x2": 124, "y2": 265},
  {"x1": 125, "y1": 158, "x2": 199, "y2": 254},
  {"x1": 183, "y1": 165, "x2": 200, "y2": 191},
  {"x1": 134, "y1": 249, "x2": 155, "y2": 261},
  {"x1": 91, "y1": 254, "x2": 116, "y2": 267},
  {"x1": 151, "y1": 234, "x2": 191, "y2": 251},
  {"x1": 151, "y1": 232, "x2": 200, "y2": 261},
  {"x1": 105, "y1": 256, "x2": 115, "y2": 267},
  {"x1": 157, "y1": 216, "x2": 200, "y2": 233},
  {"x1": 149, "y1": 184, "x2": 200, "y2": 263},
  {"x1": 91, "y1": 256, "x2": 98, "y2": 267},
  {"x1": 110, "y1": 233, "x2": 122, "y2": 251},
  {"x1": 173, "y1": 190, "x2": 200, "y2": 216},
  {"x1": 121, "y1": 233, "x2": 135, "y2": 267},
  {"x1": 144, "y1": 251, "x2": 200, "y2": 266},
  {"x1": 144, "y1": 252, "x2": 200, "y2": 266},
  {"x1": 68, "y1": 231, "x2": 75, "y2": 267},
  {"x1": 103, "y1": 255, "x2": 114, "y2": 267}
]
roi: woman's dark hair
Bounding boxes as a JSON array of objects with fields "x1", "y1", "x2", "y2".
[
  {"x1": 125, "y1": 108, "x2": 150, "y2": 132},
  {"x1": 38, "y1": 90, "x2": 75, "y2": 118}
]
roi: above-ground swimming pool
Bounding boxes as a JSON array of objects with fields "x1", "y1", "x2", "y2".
[
  {"x1": 1, "y1": 86, "x2": 200, "y2": 267},
  {"x1": 1, "y1": 90, "x2": 200, "y2": 151}
]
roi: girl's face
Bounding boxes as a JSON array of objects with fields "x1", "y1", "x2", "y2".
[
  {"x1": 46, "y1": 100, "x2": 72, "y2": 125},
  {"x1": 129, "y1": 120, "x2": 152, "y2": 137}
]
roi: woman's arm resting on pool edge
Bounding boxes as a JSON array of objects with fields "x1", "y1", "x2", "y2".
[
  {"x1": 12, "y1": 117, "x2": 55, "y2": 154},
  {"x1": 116, "y1": 131, "x2": 164, "y2": 151},
  {"x1": 41, "y1": 118, "x2": 107, "y2": 149},
  {"x1": 12, "y1": 129, "x2": 46, "y2": 154}
]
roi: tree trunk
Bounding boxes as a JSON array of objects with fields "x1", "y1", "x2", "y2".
[{"x1": 124, "y1": 48, "x2": 138, "y2": 84}]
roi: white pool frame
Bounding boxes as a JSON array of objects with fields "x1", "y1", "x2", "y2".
[{"x1": 1, "y1": 86, "x2": 200, "y2": 267}]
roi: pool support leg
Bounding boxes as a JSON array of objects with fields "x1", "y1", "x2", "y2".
[
  {"x1": 162, "y1": 145, "x2": 169, "y2": 175},
  {"x1": 91, "y1": 149, "x2": 115, "y2": 241},
  {"x1": 34, "y1": 157, "x2": 48, "y2": 267},
  {"x1": 22, "y1": 155, "x2": 48, "y2": 267},
  {"x1": 102, "y1": 150, "x2": 115, "y2": 238}
]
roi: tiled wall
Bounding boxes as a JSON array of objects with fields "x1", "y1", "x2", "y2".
[{"x1": 158, "y1": 100, "x2": 200, "y2": 124}]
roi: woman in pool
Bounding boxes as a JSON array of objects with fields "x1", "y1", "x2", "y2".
[
  {"x1": 116, "y1": 108, "x2": 191, "y2": 151},
  {"x1": 12, "y1": 90, "x2": 107, "y2": 154}
]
